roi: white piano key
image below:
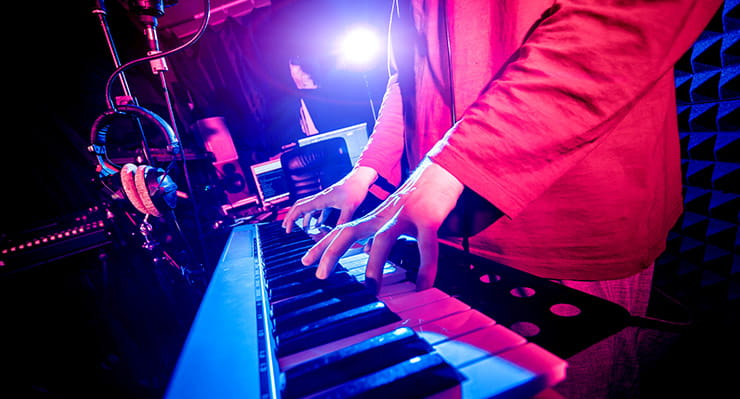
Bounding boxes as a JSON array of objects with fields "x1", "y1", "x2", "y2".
[
  {"x1": 430, "y1": 324, "x2": 527, "y2": 368},
  {"x1": 279, "y1": 293, "x2": 468, "y2": 370},
  {"x1": 414, "y1": 309, "x2": 496, "y2": 345},
  {"x1": 169, "y1": 222, "x2": 569, "y2": 399}
]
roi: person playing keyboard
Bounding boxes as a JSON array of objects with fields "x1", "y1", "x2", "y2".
[{"x1": 283, "y1": 0, "x2": 720, "y2": 318}]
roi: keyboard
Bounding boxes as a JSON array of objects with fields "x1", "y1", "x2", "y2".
[{"x1": 165, "y1": 221, "x2": 568, "y2": 398}]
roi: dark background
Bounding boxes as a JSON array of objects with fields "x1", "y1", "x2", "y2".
[
  {"x1": 4, "y1": 0, "x2": 391, "y2": 233},
  {"x1": 2, "y1": 1, "x2": 392, "y2": 397},
  {"x1": 1, "y1": 0, "x2": 738, "y2": 398}
]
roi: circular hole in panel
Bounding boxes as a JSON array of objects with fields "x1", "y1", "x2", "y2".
[
  {"x1": 510, "y1": 321, "x2": 540, "y2": 337},
  {"x1": 510, "y1": 286, "x2": 536, "y2": 297},
  {"x1": 550, "y1": 303, "x2": 582, "y2": 317},
  {"x1": 479, "y1": 274, "x2": 502, "y2": 284}
]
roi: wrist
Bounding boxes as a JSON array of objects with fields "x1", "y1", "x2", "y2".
[
  {"x1": 426, "y1": 160, "x2": 465, "y2": 197},
  {"x1": 349, "y1": 165, "x2": 379, "y2": 188}
]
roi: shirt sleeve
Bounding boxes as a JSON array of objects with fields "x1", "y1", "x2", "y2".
[
  {"x1": 429, "y1": 0, "x2": 722, "y2": 218},
  {"x1": 356, "y1": 73, "x2": 406, "y2": 197}
]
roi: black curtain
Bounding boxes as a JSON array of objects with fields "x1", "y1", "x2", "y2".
[
  {"x1": 165, "y1": 0, "x2": 389, "y2": 168},
  {"x1": 167, "y1": 7, "x2": 305, "y2": 167},
  {"x1": 1, "y1": 0, "x2": 391, "y2": 234}
]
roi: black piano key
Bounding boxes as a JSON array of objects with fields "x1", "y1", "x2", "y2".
[
  {"x1": 271, "y1": 288, "x2": 330, "y2": 316},
  {"x1": 264, "y1": 261, "x2": 315, "y2": 280},
  {"x1": 276, "y1": 302, "x2": 402, "y2": 357},
  {"x1": 267, "y1": 267, "x2": 354, "y2": 291},
  {"x1": 266, "y1": 265, "x2": 320, "y2": 284},
  {"x1": 273, "y1": 297, "x2": 340, "y2": 335},
  {"x1": 261, "y1": 232, "x2": 311, "y2": 246},
  {"x1": 259, "y1": 233, "x2": 301, "y2": 248},
  {"x1": 263, "y1": 256, "x2": 304, "y2": 271},
  {"x1": 269, "y1": 270, "x2": 355, "y2": 302},
  {"x1": 260, "y1": 237, "x2": 310, "y2": 252},
  {"x1": 260, "y1": 240, "x2": 312, "y2": 258},
  {"x1": 259, "y1": 223, "x2": 313, "y2": 244},
  {"x1": 264, "y1": 232, "x2": 313, "y2": 246},
  {"x1": 273, "y1": 289, "x2": 379, "y2": 335},
  {"x1": 284, "y1": 327, "x2": 434, "y2": 399},
  {"x1": 270, "y1": 281, "x2": 370, "y2": 317},
  {"x1": 264, "y1": 263, "x2": 347, "y2": 282},
  {"x1": 307, "y1": 352, "x2": 465, "y2": 399},
  {"x1": 262, "y1": 243, "x2": 315, "y2": 266}
]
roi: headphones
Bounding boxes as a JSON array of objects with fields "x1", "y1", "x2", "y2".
[{"x1": 89, "y1": 104, "x2": 181, "y2": 217}]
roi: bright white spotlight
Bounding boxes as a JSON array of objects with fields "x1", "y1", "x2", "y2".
[{"x1": 337, "y1": 26, "x2": 381, "y2": 70}]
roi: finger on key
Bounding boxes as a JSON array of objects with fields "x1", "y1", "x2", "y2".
[
  {"x1": 302, "y1": 212, "x2": 314, "y2": 232},
  {"x1": 414, "y1": 226, "x2": 440, "y2": 291},
  {"x1": 315, "y1": 226, "x2": 360, "y2": 279},
  {"x1": 365, "y1": 222, "x2": 403, "y2": 294},
  {"x1": 284, "y1": 199, "x2": 317, "y2": 233},
  {"x1": 319, "y1": 208, "x2": 333, "y2": 228},
  {"x1": 282, "y1": 205, "x2": 300, "y2": 232},
  {"x1": 301, "y1": 227, "x2": 339, "y2": 267}
]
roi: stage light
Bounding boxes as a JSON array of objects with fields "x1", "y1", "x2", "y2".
[{"x1": 336, "y1": 26, "x2": 382, "y2": 70}]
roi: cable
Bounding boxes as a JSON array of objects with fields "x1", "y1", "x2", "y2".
[
  {"x1": 441, "y1": 0, "x2": 474, "y2": 255},
  {"x1": 442, "y1": 0, "x2": 456, "y2": 127},
  {"x1": 629, "y1": 286, "x2": 695, "y2": 331},
  {"x1": 104, "y1": 0, "x2": 212, "y2": 110},
  {"x1": 99, "y1": 0, "x2": 213, "y2": 270},
  {"x1": 92, "y1": 1, "x2": 154, "y2": 164},
  {"x1": 156, "y1": 61, "x2": 210, "y2": 268}
]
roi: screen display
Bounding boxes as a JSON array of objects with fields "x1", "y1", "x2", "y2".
[
  {"x1": 297, "y1": 123, "x2": 368, "y2": 165},
  {"x1": 251, "y1": 159, "x2": 290, "y2": 205}
]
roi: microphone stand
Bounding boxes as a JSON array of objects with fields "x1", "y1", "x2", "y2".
[
  {"x1": 131, "y1": 1, "x2": 210, "y2": 280},
  {"x1": 362, "y1": 73, "x2": 378, "y2": 122},
  {"x1": 92, "y1": 0, "x2": 154, "y2": 165}
]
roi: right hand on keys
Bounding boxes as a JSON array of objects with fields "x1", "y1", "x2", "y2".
[
  {"x1": 281, "y1": 166, "x2": 379, "y2": 234},
  {"x1": 298, "y1": 159, "x2": 464, "y2": 292}
]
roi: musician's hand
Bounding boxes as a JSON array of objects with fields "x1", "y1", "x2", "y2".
[
  {"x1": 282, "y1": 166, "x2": 378, "y2": 233},
  {"x1": 301, "y1": 159, "x2": 464, "y2": 291}
]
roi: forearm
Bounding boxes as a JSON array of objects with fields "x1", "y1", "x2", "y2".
[{"x1": 356, "y1": 73, "x2": 405, "y2": 193}]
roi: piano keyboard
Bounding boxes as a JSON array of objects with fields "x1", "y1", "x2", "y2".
[{"x1": 166, "y1": 221, "x2": 567, "y2": 398}]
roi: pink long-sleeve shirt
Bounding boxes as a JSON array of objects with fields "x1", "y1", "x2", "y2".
[{"x1": 357, "y1": 0, "x2": 722, "y2": 280}]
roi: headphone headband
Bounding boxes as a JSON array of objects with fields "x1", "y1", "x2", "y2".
[{"x1": 89, "y1": 104, "x2": 181, "y2": 176}]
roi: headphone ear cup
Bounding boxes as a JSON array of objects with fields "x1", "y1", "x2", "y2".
[
  {"x1": 135, "y1": 164, "x2": 179, "y2": 217},
  {"x1": 120, "y1": 163, "x2": 150, "y2": 215},
  {"x1": 135, "y1": 165, "x2": 164, "y2": 217}
]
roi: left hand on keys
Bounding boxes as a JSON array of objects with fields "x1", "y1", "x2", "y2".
[{"x1": 300, "y1": 158, "x2": 464, "y2": 292}]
